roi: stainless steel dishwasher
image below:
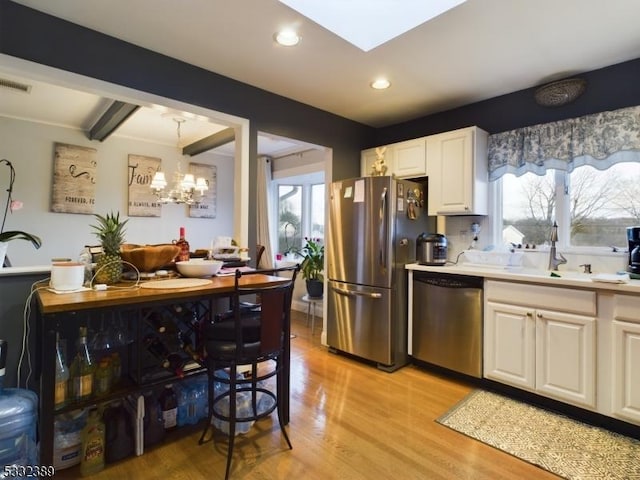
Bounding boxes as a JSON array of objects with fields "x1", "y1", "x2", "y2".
[{"x1": 412, "y1": 272, "x2": 483, "y2": 377}]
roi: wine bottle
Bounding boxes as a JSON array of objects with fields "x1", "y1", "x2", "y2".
[
  {"x1": 178, "y1": 331, "x2": 201, "y2": 363},
  {"x1": 159, "y1": 384, "x2": 178, "y2": 431},
  {"x1": 166, "y1": 353, "x2": 185, "y2": 378},
  {"x1": 144, "y1": 335, "x2": 185, "y2": 377},
  {"x1": 173, "y1": 305, "x2": 200, "y2": 335},
  {"x1": 70, "y1": 326, "x2": 94, "y2": 401},
  {"x1": 54, "y1": 332, "x2": 69, "y2": 407},
  {"x1": 145, "y1": 312, "x2": 176, "y2": 334},
  {"x1": 94, "y1": 356, "x2": 112, "y2": 396},
  {"x1": 144, "y1": 335, "x2": 171, "y2": 369},
  {"x1": 175, "y1": 227, "x2": 190, "y2": 262},
  {"x1": 110, "y1": 351, "x2": 122, "y2": 386}
]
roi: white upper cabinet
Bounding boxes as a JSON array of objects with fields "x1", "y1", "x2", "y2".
[
  {"x1": 361, "y1": 146, "x2": 394, "y2": 177},
  {"x1": 361, "y1": 137, "x2": 426, "y2": 179},
  {"x1": 426, "y1": 126, "x2": 488, "y2": 216},
  {"x1": 392, "y1": 137, "x2": 427, "y2": 178}
]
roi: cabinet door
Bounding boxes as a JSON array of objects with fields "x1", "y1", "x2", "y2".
[
  {"x1": 536, "y1": 310, "x2": 596, "y2": 408},
  {"x1": 612, "y1": 320, "x2": 640, "y2": 424},
  {"x1": 427, "y1": 128, "x2": 473, "y2": 215},
  {"x1": 393, "y1": 137, "x2": 426, "y2": 178},
  {"x1": 484, "y1": 301, "x2": 535, "y2": 389},
  {"x1": 361, "y1": 146, "x2": 395, "y2": 177}
]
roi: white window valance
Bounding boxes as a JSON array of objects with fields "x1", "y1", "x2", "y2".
[{"x1": 488, "y1": 105, "x2": 640, "y2": 181}]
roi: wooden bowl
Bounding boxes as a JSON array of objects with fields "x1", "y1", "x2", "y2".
[{"x1": 120, "y1": 244, "x2": 180, "y2": 272}]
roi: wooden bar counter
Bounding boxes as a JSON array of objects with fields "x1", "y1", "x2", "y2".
[{"x1": 34, "y1": 273, "x2": 290, "y2": 467}]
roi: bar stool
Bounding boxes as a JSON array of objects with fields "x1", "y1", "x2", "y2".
[
  {"x1": 199, "y1": 266, "x2": 299, "y2": 480},
  {"x1": 301, "y1": 294, "x2": 322, "y2": 334}
]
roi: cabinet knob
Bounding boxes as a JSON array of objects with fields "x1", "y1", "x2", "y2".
[
  {"x1": 536, "y1": 313, "x2": 542, "y2": 318},
  {"x1": 526, "y1": 312, "x2": 533, "y2": 317}
]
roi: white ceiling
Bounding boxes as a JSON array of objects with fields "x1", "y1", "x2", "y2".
[{"x1": 3, "y1": 0, "x2": 640, "y2": 149}]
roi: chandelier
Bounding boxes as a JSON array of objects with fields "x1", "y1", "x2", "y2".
[{"x1": 150, "y1": 118, "x2": 208, "y2": 205}]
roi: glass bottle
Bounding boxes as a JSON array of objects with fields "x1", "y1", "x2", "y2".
[
  {"x1": 80, "y1": 408, "x2": 105, "y2": 476},
  {"x1": 110, "y1": 351, "x2": 122, "y2": 386},
  {"x1": 94, "y1": 357, "x2": 111, "y2": 396},
  {"x1": 178, "y1": 331, "x2": 201, "y2": 363},
  {"x1": 54, "y1": 333, "x2": 69, "y2": 408},
  {"x1": 175, "y1": 227, "x2": 190, "y2": 262},
  {"x1": 159, "y1": 384, "x2": 178, "y2": 431},
  {"x1": 70, "y1": 326, "x2": 94, "y2": 401},
  {"x1": 144, "y1": 335, "x2": 171, "y2": 369}
]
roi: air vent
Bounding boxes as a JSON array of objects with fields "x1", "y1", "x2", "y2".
[{"x1": 0, "y1": 78, "x2": 32, "y2": 94}]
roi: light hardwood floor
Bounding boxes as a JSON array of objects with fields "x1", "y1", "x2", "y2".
[{"x1": 57, "y1": 311, "x2": 560, "y2": 479}]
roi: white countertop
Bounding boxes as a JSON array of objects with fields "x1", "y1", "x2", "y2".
[
  {"x1": 406, "y1": 262, "x2": 640, "y2": 294},
  {"x1": 0, "y1": 265, "x2": 51, "y2": 277}
]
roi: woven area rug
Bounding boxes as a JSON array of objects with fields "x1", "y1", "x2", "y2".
[{"x1": 437, "y1": 390, "x2": 640, "y2": 479}]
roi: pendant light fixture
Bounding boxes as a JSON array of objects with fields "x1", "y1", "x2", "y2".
[{"x1": 150, "y1": 118, "x2": 208, "y2": 205}]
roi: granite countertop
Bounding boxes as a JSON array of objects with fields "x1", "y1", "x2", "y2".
[{"x1": 406, "y1": 262, "x2": 640, "y2": 294}]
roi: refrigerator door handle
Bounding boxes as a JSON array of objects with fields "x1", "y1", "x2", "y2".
[
  {"x1": 379, "y1": 187, "x2": 388, "y2": 270},
  {"x1": 331, "y1": 285, "x2": 383, "y2": 299}
]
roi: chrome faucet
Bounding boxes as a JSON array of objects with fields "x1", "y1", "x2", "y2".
[{"x1": 548, "y1": 221, "x2": 567, "y2": 271}]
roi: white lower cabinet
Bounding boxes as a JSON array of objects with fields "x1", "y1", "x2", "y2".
[
  {"x1": 535, "y1": 309, "x2": 596, "y2": 407},
  {"x1": 484, "y1": 281, "x2": 597, "y2": 409},
  {"x1": 612, "y1": 295, "x2": 640, "y2": 424},
  {"x1": 484, "y1": 302, "x2": 535, "y2": 389}
]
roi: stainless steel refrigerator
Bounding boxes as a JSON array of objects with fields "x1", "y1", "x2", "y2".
[{"x1": 327, "y1": 176, "x2": 433, "y2": 371}]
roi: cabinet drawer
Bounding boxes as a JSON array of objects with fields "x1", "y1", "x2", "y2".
[
  {"x1": 485, "y1": 280, "x2": 596, "y2": 316},
  {"x1": 613, "y1": 294, "x2": 640, "y2": 323}
]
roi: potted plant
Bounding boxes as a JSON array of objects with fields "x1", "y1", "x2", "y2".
[
  {"x1": 299, "y1": 237, "x2": 324, "y2": 298},
  {"x1": 1, "y1": 160, "x2": 42, "y2": 267}
]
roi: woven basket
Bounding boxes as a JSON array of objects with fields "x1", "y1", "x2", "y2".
[{"x1": 120, "y1": 244, "x2": 180, "y2": 272}]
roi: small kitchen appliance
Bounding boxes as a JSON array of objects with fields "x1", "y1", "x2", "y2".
[
  {"x1": 416, "y1": 233, "x2": 448, "y2": 265},
  {"x1": 627, "y1": 226, "x2": 640, "y2": 277}
]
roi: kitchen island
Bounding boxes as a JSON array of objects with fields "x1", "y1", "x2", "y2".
[
  {"x1": 406, "y1": 262, "x2": 640, "y2": 429},
  {"x1": 34, "y1": 273, "x2": 291, "y2": 467}
]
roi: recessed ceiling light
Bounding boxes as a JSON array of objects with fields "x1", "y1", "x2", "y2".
[
  {"x1": 274, "y1": 29, "x2": 301, "y2": 46},
  {"x1": 371, "y1": 78, "x2": 391, "y2": 90}
]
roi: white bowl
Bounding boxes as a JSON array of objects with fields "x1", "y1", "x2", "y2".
[{"x1": 175, "y1": 259, "x2": 223, "y2": 277}]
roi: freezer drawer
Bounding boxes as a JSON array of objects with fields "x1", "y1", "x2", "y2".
[{"x1": 327, "y1": 280, "x2": 392, "y2": 366}]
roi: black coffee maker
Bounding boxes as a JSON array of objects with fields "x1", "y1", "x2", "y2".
[{"x1": 627, "y1": 226, "x2": 640, "y2": 276}]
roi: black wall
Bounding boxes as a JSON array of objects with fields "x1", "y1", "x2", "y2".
[
  {"x1": 0, "y1": 0, "x2": 374, "y2": 251},
  {"x1": 374, "y1": 57, "x2": 640, "y2": 146}
]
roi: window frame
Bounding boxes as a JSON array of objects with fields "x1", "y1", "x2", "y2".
[
  {"x1": 491, "y1": 167, "x2": 633, "y2": 255},
  {"x1": 272, "y1": 173, "x2": 325, "y2": 256}
]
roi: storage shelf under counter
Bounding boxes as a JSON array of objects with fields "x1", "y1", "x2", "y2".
[{"x1": 34, "y1": 273, "x2": 291, "y2": 466}]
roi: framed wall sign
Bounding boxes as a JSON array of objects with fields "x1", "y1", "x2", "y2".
[
  {"x1": 128, "y1": 154, "x2": 162, "y2": 217},
  {"x1": 189, "y1": 162, "x2": 216, "y2": 218},
  {"x1": 51, "y1": 142, "x2": 97, "y2": 214}
]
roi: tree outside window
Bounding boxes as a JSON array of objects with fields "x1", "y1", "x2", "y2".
[{"x1": 501, "y1": 162, "x2": 640, "y2": 249}]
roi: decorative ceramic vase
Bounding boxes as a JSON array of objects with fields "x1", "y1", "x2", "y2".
[{"x1": 306, "y1": 279, "x2": 323, "y2": 298}]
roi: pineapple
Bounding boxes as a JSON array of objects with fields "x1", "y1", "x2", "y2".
[{"x1": 91, "y1": 211, "x2": 128, "y2": 285}]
